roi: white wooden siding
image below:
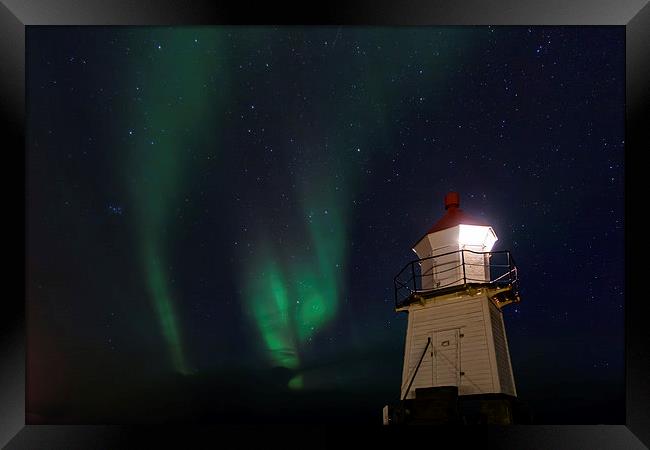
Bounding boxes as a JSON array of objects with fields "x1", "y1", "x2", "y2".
[
  {"x1": 413, "y1": 226, "x2": 495, "y2": 290},
  {"x1": 401, "y1": 295, "x2": 499, "y2": 398},
  {"x1": 432, "y1": 245, "x2": 463, "y2": 289},
  {"x1": 413, "y1": 227, "x2": 463, "y2": 290},
  {"x1": 462, "y1": 244, "x2": 490, "y2": 283},
  {"x1": 401, "y1": 293, "x2": 518, "y2": 398},
  {"x1": 488, "y1": 301, "x2": 516, "y2": 396}
]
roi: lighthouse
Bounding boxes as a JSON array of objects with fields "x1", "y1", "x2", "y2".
[{"x1": 383, "y1": 192, "x2": 527, "y2": 425}]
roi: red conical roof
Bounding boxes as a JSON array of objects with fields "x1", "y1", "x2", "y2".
[
  {"x1": 414, "y1": 192, "x2": 486, "y2": 247},
  {"x1": 426, "y1": 192, "x2": 485, "y2": 233}
]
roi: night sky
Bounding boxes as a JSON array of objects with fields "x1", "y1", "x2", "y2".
[{"x1": 26, "y1": 26, "x2": 625, "y2": 424}]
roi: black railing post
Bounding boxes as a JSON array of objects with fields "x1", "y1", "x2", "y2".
[
  {"x1": 393, "y1": 249, "x2": 518, "y2": 305},
  {"x1": 411, "y1": 262, "x2": 416, "y2": 292},
  {"x1": 394, "y1": 282, "x2": 398, "y2": 309},
  {"x1": 402, "y1": 337, "x2": 432, "y2": 401},
  {"x1": 461, "y1": 249, "x2": 466, "y2": 284}
]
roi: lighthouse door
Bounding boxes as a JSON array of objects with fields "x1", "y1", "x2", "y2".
[{"x1": 433, "y1": 329, "x2": 460, "y2": 387}]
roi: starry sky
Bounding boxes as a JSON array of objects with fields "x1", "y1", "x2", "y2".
[{"x1": 26, "y1": 26, "x2": 625, "y2": 424}]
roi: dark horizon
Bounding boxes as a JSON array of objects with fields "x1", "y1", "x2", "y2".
[{"x1": 26, "y1": 26, "x2": 624, "y2": 424}]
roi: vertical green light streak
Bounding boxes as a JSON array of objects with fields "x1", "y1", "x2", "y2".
[
  {"x1": 235, "y1": 28, "x2": 472, "y2": 389},
  {"x1": 294, "y1": 180, "x2": 346, "y2": 342},
  {"x1": 243, "y1": 180, "x2": 348, "y2": 381},
  {"x1": 144, "y1": 241, "x2": 188, "y2": 373},
  {"x1": 245, "y1": 255, "x2": 300, "y2": 370},
  {"x1": 125, "y1": 28, "x2": 229, "y2": 374}
]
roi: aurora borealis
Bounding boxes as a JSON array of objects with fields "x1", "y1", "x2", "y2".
[
  {"x1": 125, "y1": 29, "x2": 230, "y2": 375},
  {"x1": 27, "y1": 26, "x2": 624, "y2": 424}
]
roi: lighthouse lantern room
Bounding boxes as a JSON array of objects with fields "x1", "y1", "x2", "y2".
[
  {"x1": 384, "y1": 192, "x2": 524, "y2": 425},
  {"x1": 412, "y1": 192, "x2": 499, "y2": 290}
]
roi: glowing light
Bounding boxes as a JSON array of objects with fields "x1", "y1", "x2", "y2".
[{"x1": 458, "y1": 224, "x2": 498, "y2": 251}]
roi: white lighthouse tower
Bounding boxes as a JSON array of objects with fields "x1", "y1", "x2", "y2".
[{"x1": 384, "y1": 192, "x2": 524, "y2": 425}]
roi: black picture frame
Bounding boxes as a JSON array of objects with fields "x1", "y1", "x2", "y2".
[{"x1": 2, "y1": 1, "x2": 647, "y2": 448}]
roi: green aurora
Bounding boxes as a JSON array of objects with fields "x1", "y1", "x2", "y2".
[
  {"x1": 120, "y1": 27, "x2": 471, "y2": 379},
  {"x1": 236, "y1": 28, "x2": 471, "y2": 389},
  {"x1": 125, "y1": 28, "x2": 229, "y2": 374}
]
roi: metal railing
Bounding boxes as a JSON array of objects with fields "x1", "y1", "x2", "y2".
[
  {"x1": 401, "y1": 337, "x2": 431, "y2": 401},
  {"x1": 394, "y1": 249, "x2": 519, "y2": 308}
]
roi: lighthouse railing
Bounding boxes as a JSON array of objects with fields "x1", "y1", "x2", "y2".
[{"x1": 394, "y1": 249, "x2": 519, "y2": 308}]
